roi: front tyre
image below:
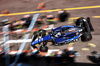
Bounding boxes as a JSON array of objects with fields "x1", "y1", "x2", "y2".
[
  {"x1": 81, "y1": 32, "x2": 92, "y2": 42},
  {"x1": 39, "y1": 46, "x2": 48, "y2": 52},
  {"x1": 38, "y1": 29, "x2": 46, "y2": 37},
  {"x1": 31, "y1": 31, "x2": 38, "y2": 43}
]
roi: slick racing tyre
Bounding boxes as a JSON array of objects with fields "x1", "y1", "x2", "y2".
[
  {"x1": 38, "y1": 29, "x2": 46, "y2": 37},
  {"x1": 31, "y1": 31, "x2": 38, "y2": 43},
  {"x1": 39, "y1": 45, "x2": 48, "y2": 52},
  {"x1": 75, "y1": 17, "x2": 91, "y2": 32},
  {"x1": 86, "y1": 17, "x2": 94, "y2": 32},
  {"x1": 38, "y1": 29, "x2": 47, "y2": 46},
  {"x1": 32, "y1": 29, "x2": 46, "y2": 43},
  {"x1": 75, "y1": 17, "x2": 84, "y2": 26},
  {"x1": 81, "y1": 32, "x2": 92, "y2": 42}
]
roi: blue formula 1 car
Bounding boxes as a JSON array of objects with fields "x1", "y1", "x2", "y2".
[{"x1": 31, "y1": 17, "x2": 94, "y2": 52}]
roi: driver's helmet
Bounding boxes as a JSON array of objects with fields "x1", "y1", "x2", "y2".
[
  {"x1": 55, "y1": 32, "x2": 62, "y2": 38},
  {"x1": 61, "y1": 29, "x2": 65, "y2": 35},
  {"x1": 61, "y1": 29, "x2": 65, "y2": 32},
  {"x1": 61, "y1": 27, "x2": 70, "y2": 33}
]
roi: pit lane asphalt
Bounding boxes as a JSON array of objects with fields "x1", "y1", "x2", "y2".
[{"x1": 0, "y1": 0, "x2": 100, "y2": 66}]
